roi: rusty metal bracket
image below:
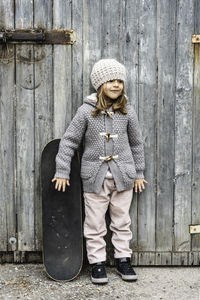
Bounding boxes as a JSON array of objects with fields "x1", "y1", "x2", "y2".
[
  {"x1": 189, "y1": 225, "x2": 200, "y2": 234},
  {"x1": 192, "y1": 34, "x2": 200, "y2": 44},
  {"x1": 0, "y1": 29, "x2": 76, "y2": 45}
]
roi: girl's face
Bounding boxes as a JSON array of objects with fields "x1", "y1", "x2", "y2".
[{"x1": 102, "y1": 79, "x2": 123, "y2": 99}]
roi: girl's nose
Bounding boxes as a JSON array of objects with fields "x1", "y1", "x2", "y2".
[{"x1": 113, "y1": 80, "x2": 119, "y2": 86}]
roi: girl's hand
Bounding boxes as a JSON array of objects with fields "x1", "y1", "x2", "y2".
[
  {"x1": 134, "y1": 178, "x2": 148, "y2": 193},
  {"x1": 52, "y1": 177, "x2": 70, "y2": 192}
]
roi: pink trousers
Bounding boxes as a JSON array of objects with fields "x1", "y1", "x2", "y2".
[{"x1": 83, "y1": 178, "x2": 133, "y2": 264}]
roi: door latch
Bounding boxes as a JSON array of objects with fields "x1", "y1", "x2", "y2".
[{"x1": 0, "y1": 29, "x2": 76, "y2": 45}]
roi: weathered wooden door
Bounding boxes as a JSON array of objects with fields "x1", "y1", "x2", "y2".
[
  {"x1": 0, "y1": 0, "x2": 200, "y2": 265},
  {"x1": 0, "y1": 0, "x2": 80, "y2": 262}
]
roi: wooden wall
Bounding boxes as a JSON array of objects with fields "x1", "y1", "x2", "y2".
[{"x1": 0, "y1": 0, "x2": 200, "y2": 265}]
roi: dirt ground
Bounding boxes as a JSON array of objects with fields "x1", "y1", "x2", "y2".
[{"x1": 0, "y1": 264, "x2": 200, "y2": 300}]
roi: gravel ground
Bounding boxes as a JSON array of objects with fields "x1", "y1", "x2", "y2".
[{"x1": 0, "y1": 264, "x2": 199, "y2": 300}]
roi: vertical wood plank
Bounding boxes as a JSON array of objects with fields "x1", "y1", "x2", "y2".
[
  {"x1": 189, "y1": 252, "x2": 200, "y2": 266},
  {"x1": 101, "y1": 0, "x2": 124, "y2": 60},
  {"x1": 155, "y1": 252, "x2": 172, "y2": 266},
  {"x1": 194, "y1": 0, "x2": 200, "y2": 33},
  {"x1": 34, "y1": 0, "x2": 53, "y2": 250},
  {"x1": 123, "y1": 0, "x2": 139, "y2": 102},
  {"x1": 53, "y1": 0, "x2": 72, "y2": 137},
  {"x1": 156, "y1": 0, "x2": 176, "y2": 251},
  {"x1": 172, "y1": 252, "x2": 188, "y2": 266},
  {"x1": 15, "y1": 0, "x2": 35, "y2": 251},
  {"x1": 0, "y1": 0, "x2": 15, "y2": 251},
  {"x1": 123, "y1": 0, "x2": 139, "y2": 251},
  {"x1": 174, "y1": 0, "x2": 194, "y2": 252},
  {"x1": 137, "y1": 0, "x2": 157, "y2": 252},
  {"x1": 138, "y1": 252, "x2": 155, "y2": 265},
  {"x1": 71, "y1": 0, "x2": 83, "y2": 114},
  {"x1": 0, "y1": 1, "x2": 14, "y2": 29},
  {"x1": 131, "y1": 252, "x2": 138, "y2": 266},
  {"x1": 191, "y1": 0, "x2": 200, "y2": 251},
  {"x1": 82, "y1": 1, "x2": 113, "y2": 260},
  {"x1": 82, "y1": 0, "x2": 102, "y2": 97}
]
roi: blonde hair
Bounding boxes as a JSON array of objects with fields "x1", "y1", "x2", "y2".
[{"x1": 91, "y1": 84, "x2": 128, "y2": 117}]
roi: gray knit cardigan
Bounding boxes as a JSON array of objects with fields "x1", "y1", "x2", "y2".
[{"x1": 55, "y1": 93, "x2": 145, "y2": 194}]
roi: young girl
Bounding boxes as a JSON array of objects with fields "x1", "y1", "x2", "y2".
[{"x1": 52, "y1": 59, "x2": 147, "y2": 284}]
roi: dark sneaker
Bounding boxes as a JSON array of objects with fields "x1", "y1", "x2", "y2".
[
  {"x1": 116, "y1": 257, "x2": 138, "y2": 281},
  {"x1": 91, "y1": 262, "x2": 108, "y2": 284}
]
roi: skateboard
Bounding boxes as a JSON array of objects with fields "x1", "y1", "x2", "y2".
[{"x1": 41, "y1": 139, "x2": 83, "y2": 281}]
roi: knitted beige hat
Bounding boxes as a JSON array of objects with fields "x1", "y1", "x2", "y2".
[{"x1": 90, "y1": 59, "x2": 126, "y2": 90}]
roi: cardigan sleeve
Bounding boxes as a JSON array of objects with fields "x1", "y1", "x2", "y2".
[
  {"x1": 54, "y1": 105, "x2": 87, "y2": 179},
  {"x1": 127, "y1": 105, "x2": 145, "y2": 179}
]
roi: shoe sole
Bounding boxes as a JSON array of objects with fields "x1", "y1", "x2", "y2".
[
  {"x1": 116, "y1": 270, "x2": 138, "y2": 281},
  {"x1": 91, "y1": 276, "x2": 108, "y2": 284}
]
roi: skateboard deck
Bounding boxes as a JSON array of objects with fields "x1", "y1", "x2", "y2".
[{"x1": 41, "y1": 139, "x2": 83, "y2": 281}]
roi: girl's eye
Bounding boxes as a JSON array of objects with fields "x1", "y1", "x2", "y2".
[{"x1": 109, "y1": 80, "x2": 123, "y2": 83}]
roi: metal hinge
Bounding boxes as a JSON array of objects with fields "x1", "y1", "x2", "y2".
[
  {"x1": 0, "y1": 29, "x2": 76, "y2": 45},
  {"x1": 192, "y1": 34, "x2": 200, "y2": 44}
]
